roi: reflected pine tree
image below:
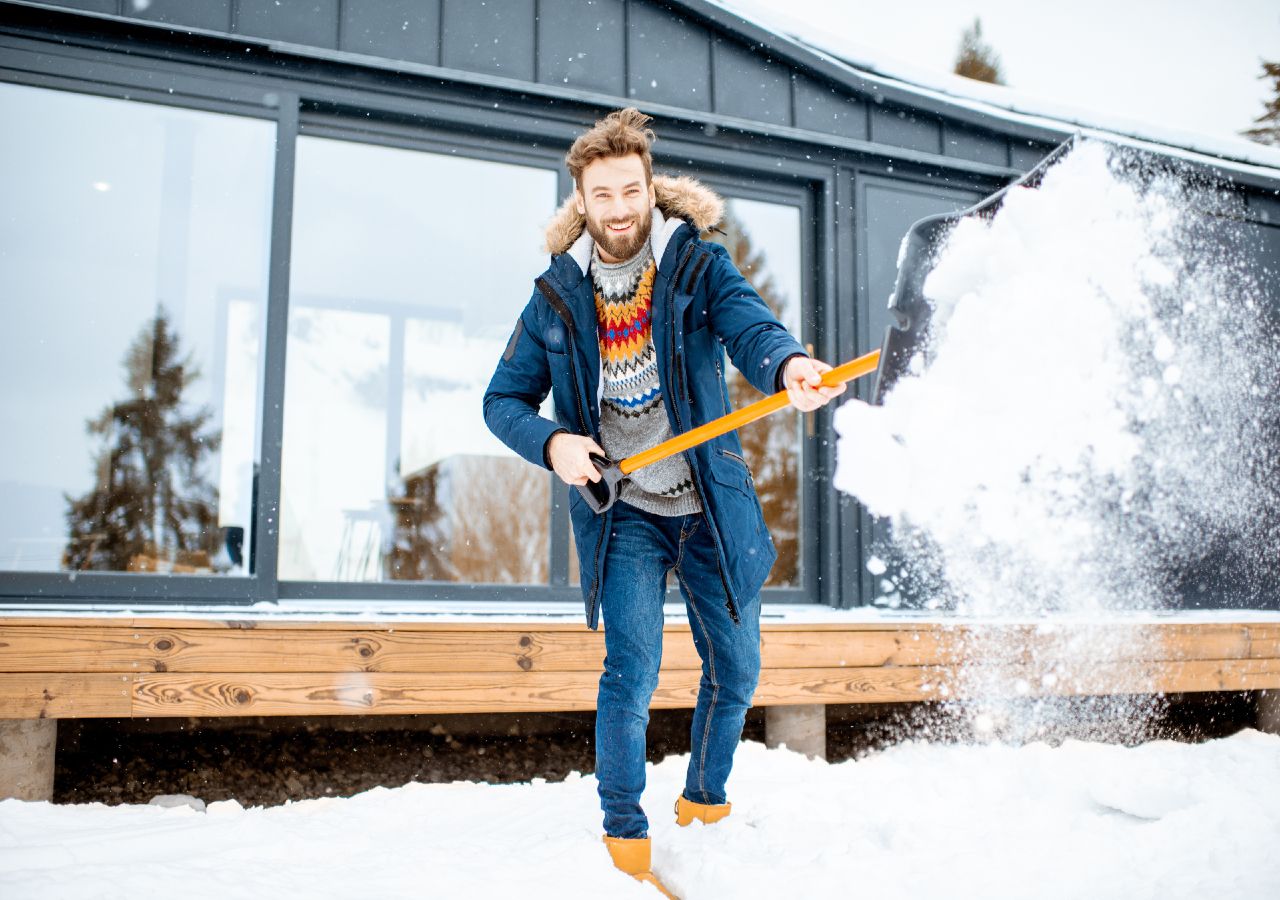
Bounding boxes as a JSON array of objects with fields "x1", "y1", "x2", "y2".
[
  {"x1": 63, "y1": 309, "x2": 222, "y2": 573},
  {"x1": 708, "y1": 210, "x2": 801, "y2": 586},
  {"x1": 387, "y1": 456, "x2": 548, "y2": 584}
]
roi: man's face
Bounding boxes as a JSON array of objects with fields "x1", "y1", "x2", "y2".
[{"x1": 575, "y1": 154, "x2": 657, "y2": 263}]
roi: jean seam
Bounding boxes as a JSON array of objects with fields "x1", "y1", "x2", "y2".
[
  {"x1": 675, "y1": 516, "x2": 695, "y2": 569},
  {"x1": 678, "y1": 563, "x2": 718, "y2": 804}
]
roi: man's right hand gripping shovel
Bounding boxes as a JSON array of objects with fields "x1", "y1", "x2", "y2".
[{"x1": 551, "y1": 348, "x2": 881, "y2": 514}]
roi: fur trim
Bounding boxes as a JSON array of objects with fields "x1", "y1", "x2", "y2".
[{"x1": 542, "y1": 174, "x2": 725, "y2": 256}]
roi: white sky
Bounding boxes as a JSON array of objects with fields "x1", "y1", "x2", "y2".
[{"x1": 722, "y1": 0, "x2": 1280, "y2": 146}]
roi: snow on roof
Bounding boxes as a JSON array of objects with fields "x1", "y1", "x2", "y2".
[{"x1": 708, "y1": 0, "x2": 1280, "y2": 182}]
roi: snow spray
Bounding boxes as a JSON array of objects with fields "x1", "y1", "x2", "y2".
[{"x1": 834, "y1": 140, "x2": 1280, "y2": 741}]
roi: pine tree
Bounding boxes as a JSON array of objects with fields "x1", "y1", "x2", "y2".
[
  {"x1": 63, "y1": 309, "x2": 222, "y2": 572},
  {"x1": 712, "y1": 211, "x2": 801, "y2": 587},
  {"x1": 1243, "y1": 60, "x2": 1280, "y2": 147},
  {"x1": 954, "y1": 18, "x2": 1006, "y2": 86}
]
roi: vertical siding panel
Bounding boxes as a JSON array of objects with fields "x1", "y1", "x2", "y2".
[
  {"x1": 941, "y1": 122, "x2": 1009, "y2": 168},
  {"x1": 537, "y1": 0, "x2": 625, "y2": 96},
  {"x1": 235, "y1": 0, "x2": 340, "y2": 49},
  {"x1": 869, "y1": 104, "x2": 942, "y2": 155},
  {"x1": 127, "y1": 0, "x2": 232, "y2": 30},
  {"x1": 626, "y1": 1, "x2": 710, "y2": 112},
  {"x1": 1010, "y1": 139, "x2": 1057, "y2": 171},
  {"x1": 711, "y1": 39, "x2": 790, "y2": 126},
  {"x1": 338, "y1": 0, "x2": 440, "y2": 66},
  {"x1": 794, "y1": 77, "x2": 868, "y2": 141},
  {"x1": 39, "y1": 0, "x2": 119, "y2": 13},
  {"x1": 440, "y1": 0, "x2": 536, "y2": 81}
]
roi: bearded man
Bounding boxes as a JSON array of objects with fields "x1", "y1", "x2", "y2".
[{"x1": 483, "y1": 108, "x2": 843, "y2": 893}]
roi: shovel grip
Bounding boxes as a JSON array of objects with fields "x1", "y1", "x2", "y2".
[{"x1": 576, "y1": 454, "x2": 625, "y2": 514}]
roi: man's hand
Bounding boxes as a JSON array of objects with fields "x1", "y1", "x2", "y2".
[
  {"x1": 547, "y1": 432, "x2": 608, "y2": 486},
  {"x1": 783, "y1": 356, "x2": 847, "y2": 412}
]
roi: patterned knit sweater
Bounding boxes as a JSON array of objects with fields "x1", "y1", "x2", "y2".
[{"x1": 593, "y1": 244, "x2": 701, "y2": 516}]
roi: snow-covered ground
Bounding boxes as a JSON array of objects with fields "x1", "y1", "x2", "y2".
[{"x1": 2, "y1": 732, "x2": 1278, "y2": 898}]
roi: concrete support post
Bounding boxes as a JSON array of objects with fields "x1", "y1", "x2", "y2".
[
  {"x1": 765, "y1": 704, "x2": 826, "y2": 760},
  {"x1": 0, "y1": 719, "x2": 57, "y2": 802},
  {"x1": 1258, "y1": 691, "x2": 1280, "y2": 735}
]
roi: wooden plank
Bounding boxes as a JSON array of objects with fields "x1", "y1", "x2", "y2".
[
  {"x1": 0, "y1": 674, "x2": 133, "y2": 719},
  {"x1": 7, "y1": 655, "x2": 1280, "y2": 719},
  {"x1": 0, "y1": 626, "x2": 614, "y2": 675},
  {"x1": 2, "y1": 621, "x2": 1278, "y2": 675}
]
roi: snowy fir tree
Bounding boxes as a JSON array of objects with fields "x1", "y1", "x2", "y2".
[
  {"x1": 1242, "y1": 60, "x2": 1280, "y2": 146},
  {"x1": 953, "y1": 18, "x2": 1005, "y2": 85},
  {"x1": 63, "y1": 309, "x2": 222, "y2": 572}
]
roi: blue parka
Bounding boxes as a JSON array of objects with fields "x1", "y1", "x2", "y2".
[{"x1": 483, "y1": 175, "x2": 807, "y2": 629}]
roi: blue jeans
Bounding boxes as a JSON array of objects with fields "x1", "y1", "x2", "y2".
[{"x1": 595, "y1": 500, "x2": 762, "y2": 839}]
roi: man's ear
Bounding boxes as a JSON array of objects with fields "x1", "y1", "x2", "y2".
[
  {"x1": 574, "y1": 188, "x2": 586, "y2": 217},
  {"x1": 647, "y1": 179, "x2": 656, "y2": 209}
]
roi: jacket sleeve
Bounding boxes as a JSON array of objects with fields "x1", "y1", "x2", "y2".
[
  {"x1": 703, "y1": 243, "x2": 808, "y2": 397},
  {"x1": 483, "y1": 295, "x2": 566, "y2": 471}
]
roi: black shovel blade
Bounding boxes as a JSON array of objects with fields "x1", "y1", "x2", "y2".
[
  {"x1": 873, "y1": 133, "x2": 1080, "y2": 404},
  {"x1": 576, "y1": 454, "x2": 626, "y2": 514}
]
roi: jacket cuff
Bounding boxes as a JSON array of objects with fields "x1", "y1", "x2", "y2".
[
  {"x1": 774, "y1": 352, "x2": 809, "y2": 393},
  {"x1": 541, "y1": 428, "x2": 568, "y2": 470}
]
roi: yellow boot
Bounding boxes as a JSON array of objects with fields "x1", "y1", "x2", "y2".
[
  {"x1": 602, "y1": 836, "x2": 678, "y2": 898},
  {"x1": 674, "y1": 795, "x2": 732, "y2": 827}
]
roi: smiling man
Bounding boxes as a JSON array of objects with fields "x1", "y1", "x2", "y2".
[{"x1": 483, "y1": 108, "x2": 842, "y2": 892}]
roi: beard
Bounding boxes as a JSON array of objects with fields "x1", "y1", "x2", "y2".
[{"x1": 585, "y1": 207, "x2": 653, "y2": 262}]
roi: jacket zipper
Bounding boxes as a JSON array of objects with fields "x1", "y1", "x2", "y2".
[
  {"x1": 536, "y1": 277, "x2": 608, "y2": 619},
  {"x1": 666, "y1": 249, "x2": 740, "y2": 625}
]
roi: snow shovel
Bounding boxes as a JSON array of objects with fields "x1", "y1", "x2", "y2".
[
  {"x1": 578, "y1": 348, "x2": 881, "y2": 513},
  {"x1": 873, "y1": 133, "x2": 1078, "y2": 402}
]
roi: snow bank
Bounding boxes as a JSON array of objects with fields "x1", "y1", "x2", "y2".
[{"x1": 2, "y1": 732, "x2": 1277, "y2": 898}]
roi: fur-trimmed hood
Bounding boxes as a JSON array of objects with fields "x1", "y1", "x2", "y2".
[{"x1": 542, "y1": 174, "x2": 725, "y2": 256}]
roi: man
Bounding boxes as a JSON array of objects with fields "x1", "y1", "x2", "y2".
[{"x1": 483, "y1": 108, "x2": 843, "y2": 892}]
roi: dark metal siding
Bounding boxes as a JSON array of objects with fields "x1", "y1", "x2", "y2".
[
  {"x1": 536, "y1": 0, "x2": 626, "y2": 96},
  {"x1": 440, "y1": 0, "x2": 534, "y2": 81},
  {"x1": 236, "y1": 0, "x2": 340, "y2": 48},
  {"x1": 339, "y1": 0, "x2": 439, "y2": 66},
  {"x1": 626, "y1": 1, "x2": 710, "y2": 111},
  {"x1": 794, "y1": 76, "x2": 868, "y2": 141},
  {"x1": 37, "y1": 0, "x2": 115, "y2": 12},
  {"x1": 131, "y1": 0, "x2": 233, "y2": 32},
  {"x1": 943, "y1": 122, "x2": 1009, "y2": 168},
  {"x1": 711, "y1": 38, "x2": 790, "y2": 126},
  {"x1": 22, "y1": 0, "x2": 1065, "y2": 176},
  {"x1": 869, "y1": 104, "x2": 942, "y2": 156}
]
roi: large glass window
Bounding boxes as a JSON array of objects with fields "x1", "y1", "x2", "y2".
[
  {"x1": 709, "y1": 197, "x2": 804, "y2": 588},
  {"x1": 0, "y1": 82, "x2": 275, "y2": 576},
  {"x1": 280, "y1": 135, "x2": 556, "y2": 584}
]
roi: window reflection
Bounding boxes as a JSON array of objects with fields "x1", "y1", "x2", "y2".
[
  {"x1": 708, "y1": 198, "x2": 804, "y2": 588},
  {"x1": 281, "y1": 136, "x2": 555, "y2": 583},
  {"x1": 0, "y1": 82, "x2": 274, "y2": 575}
]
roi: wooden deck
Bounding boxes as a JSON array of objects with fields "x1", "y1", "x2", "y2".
[{"x1": 2, "y1": 617, "x2": 1278, "y2": 719}]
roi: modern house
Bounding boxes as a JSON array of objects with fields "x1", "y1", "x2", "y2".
[
  {"x1": 3, "y1": 0, "x2": 1279, "y2": 615},
  {"x1": 1, "y1": 0, "x2": 1278, "y2": 800}
]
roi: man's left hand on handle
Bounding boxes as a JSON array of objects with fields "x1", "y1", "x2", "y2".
[{"x1": 782, "y1": 356, "x2": 846, "y2": 411}]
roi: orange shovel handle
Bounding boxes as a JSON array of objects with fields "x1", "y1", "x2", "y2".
[{"x1": 618, "y1": 349, "x2": 881, "y2": 476}]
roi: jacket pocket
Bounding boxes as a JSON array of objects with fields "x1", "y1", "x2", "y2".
[{"x1": 710, "y1": 448, "x2": 755, "y2": 496}]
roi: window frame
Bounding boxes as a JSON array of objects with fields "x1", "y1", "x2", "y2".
[{"x1": 0, "y1": 59, "x2": 283, "y2": 604}]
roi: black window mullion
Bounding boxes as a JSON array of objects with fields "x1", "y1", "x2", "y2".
[
  {"x1": 251, "y1": 91, "x2": 301, "y2": 604},
  {"x1": 548, "y1": 166, "x2": 576, "y2": 588}
]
